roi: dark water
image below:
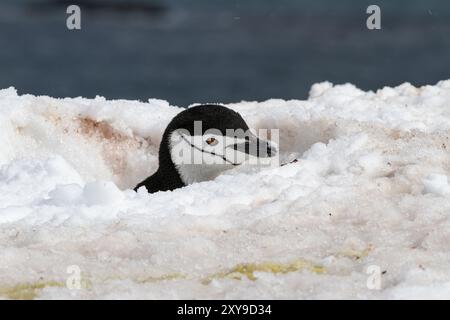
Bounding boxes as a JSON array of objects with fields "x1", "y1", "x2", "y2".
[{"x1": 1, "y1": 0, "x2": 450, "y2": 106}]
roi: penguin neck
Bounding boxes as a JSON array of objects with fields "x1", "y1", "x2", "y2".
[
  {"x1": 135, "y1": 139, "x2": 185, "y2": 193},
  {"x1": 156, "y1": 139, "x2": 186, "y2": 191}
]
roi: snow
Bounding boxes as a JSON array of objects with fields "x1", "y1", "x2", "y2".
[
  {"x1": 1, "y1": 80, "x2": 450, "y2": 299},
  {"x1": 423, "y1": 174, "x2": 450, "y2": 196}
]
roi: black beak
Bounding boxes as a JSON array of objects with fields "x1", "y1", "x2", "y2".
[{"x1": 229, "y1": 134, "x2": 277, "y2": 158}]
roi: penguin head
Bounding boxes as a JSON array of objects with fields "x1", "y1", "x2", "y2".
[{"x1": 158, "y1": 104, "x2": 277, "y2": 185}]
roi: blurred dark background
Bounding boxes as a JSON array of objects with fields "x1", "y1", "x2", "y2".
[{"x1": 1, "y1": 0, "x2": 450, "y2": 106}]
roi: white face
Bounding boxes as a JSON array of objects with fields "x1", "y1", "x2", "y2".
[{"x1": 169, "y1": 129, "x2": 277, "y2": 185}]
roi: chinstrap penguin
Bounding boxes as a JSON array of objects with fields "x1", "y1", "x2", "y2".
[{"x1": 135, "y1": 104, "x2": 277, "y2": 193}]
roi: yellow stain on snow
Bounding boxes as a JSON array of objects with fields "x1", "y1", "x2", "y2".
[
  {"x1": 339, "y1": 245, "x2": 374, "y2": 261},
  {"x1": 0, "y1": 281, "x2": 64, "y2": 300},
  {"x1": 0, "y1": 260, "x2": 326, "y2": 299},
  {"x1": 135, "y1": 272, "x2": 188, "y2": 284},
  {"x1": 0, "y1": 273, "x2": 92, "y2": 300},
  {"x1": 202, "y1": 259, "x2": 326, "y2": 285}
]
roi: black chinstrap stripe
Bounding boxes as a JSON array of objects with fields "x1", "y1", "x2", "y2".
[{"x1": 178, "y1": 133, "x2": 239, "y2": 166}]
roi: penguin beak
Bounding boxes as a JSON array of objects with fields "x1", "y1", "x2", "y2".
[{"x1": 227, "y1": 133, "x2": 277, "y2": 158}]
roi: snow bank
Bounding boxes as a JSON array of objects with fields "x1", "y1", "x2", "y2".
[{"x1": 1, "y1": 80, "x2": 450, "y2": 299}]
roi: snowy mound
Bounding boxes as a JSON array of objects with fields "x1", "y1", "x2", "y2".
[{"x1": 1, "y1": 81, "x2": 450, "y2": 299}]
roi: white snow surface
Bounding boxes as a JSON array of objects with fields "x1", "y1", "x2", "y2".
[{"x1": 1, "y1": 81, "x2": 450, "y2": 299}]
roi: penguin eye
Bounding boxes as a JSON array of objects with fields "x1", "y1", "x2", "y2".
[{"x1": 206, "y1": 137, "x2": 218, "y2": 146}]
